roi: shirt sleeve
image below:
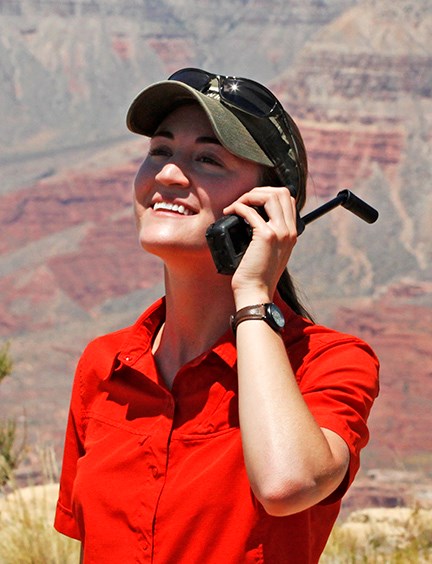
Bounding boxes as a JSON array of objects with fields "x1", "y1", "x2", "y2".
[
  {"x1": 54, "y1": 356, "x2": 86, "y2": 540},
  {"x1": 296, "y1": 336, "x2": 380, "y2": 504}
]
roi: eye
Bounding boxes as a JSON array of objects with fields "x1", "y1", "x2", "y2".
[
  {"x1": 148, "y1": 144, "x2": 172, "y2": 158},
  {"x1": 148, "y1": 137, "x2": 173, "y2": 157},
  {"x1": 196, "y1": 153, "x2": 223, "y2": 167}
]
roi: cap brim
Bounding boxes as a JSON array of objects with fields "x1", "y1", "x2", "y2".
[{"x1": 126, "y1": 81, "x2": 273, "y2": 167}]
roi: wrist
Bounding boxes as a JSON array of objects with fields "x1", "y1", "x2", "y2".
[
  {"x1": 233, "y1": 290, "x2": 273, "y2": 310},
  {"x1": 232, "y1": 285, "x2": 274, "y2": 311}
]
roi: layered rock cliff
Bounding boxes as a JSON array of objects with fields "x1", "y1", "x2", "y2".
[{"x1": 0, "y1": 0, "x2": 431, "y2": 495}]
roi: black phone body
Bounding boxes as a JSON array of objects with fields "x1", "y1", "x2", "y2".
[
  {"x1": 205, "y1": 214, "x2": 252, "y2": 274},
  {"x1": 205, "y1": 206, "x2": 270, "y2": 275}
]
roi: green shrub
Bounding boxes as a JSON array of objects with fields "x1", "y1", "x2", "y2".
[
  {"x1": 0, "y1": 341, "x2": 13, "y2": 385},
  {"x1": 0, "y1": 341, "x2": 27, "y2": 488}
]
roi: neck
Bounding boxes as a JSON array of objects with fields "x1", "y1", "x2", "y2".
[{"x1": 153, "y1": 263, "x2": 235, "y2": 388}]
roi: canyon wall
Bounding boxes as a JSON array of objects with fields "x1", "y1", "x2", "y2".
[{"x1": 0, "y1": 0, "x2": 431, "y2": 503}]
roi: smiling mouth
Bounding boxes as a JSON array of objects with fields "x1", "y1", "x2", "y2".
[{"x1": 153, "y1": 202, "x2": 195, "y2": 216}]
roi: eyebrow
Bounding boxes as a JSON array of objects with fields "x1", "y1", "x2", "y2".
[{"x1": 152, "y1": 130, "x2": 222, "y2": 145}]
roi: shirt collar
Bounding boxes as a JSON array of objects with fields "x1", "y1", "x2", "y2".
[
  {"x1": 106, "y1": 294, "x2": 304, "y2": 381},
  {"x1": 115, "y1": 297, "x2": 166, "y2": 369},
  {"x1": 119, "y1": 296, "x2": 239, "y2": 371}
]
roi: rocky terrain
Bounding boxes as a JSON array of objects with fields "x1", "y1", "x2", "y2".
[{"x1": 0, "y1": 0, "x2": 431, "y2": 511}]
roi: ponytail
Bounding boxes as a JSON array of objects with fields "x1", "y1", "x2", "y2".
[
  {"x1": 277, "y1": 269, "x2": 313, "y2": 322},
  {"x1": 259, "y1": 114, "x2": 313, "y2": 321}
]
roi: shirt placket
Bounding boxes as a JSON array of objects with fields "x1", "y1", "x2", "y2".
[
  {"x1": 117, "y1": 336, "x2": 175, "y2": 562},
  {"x1": 136, "y1": 395, "x2": 175, "y2": 561}
]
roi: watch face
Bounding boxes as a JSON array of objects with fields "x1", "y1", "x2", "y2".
[{"x1": 268, "y1": 303, "x2": 285, "y2": 329}]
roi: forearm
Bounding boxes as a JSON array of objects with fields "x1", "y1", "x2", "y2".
[
  {"x1": 227, "y1": 188, "x2": 349, "y2": 514},
  {"x1": 235, "y1": 317, "x2": 349, "y2": 516}
]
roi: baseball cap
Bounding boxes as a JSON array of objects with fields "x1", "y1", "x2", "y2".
[{"x1": 126, "y1": 80, "x2": 274, "y2": 167}]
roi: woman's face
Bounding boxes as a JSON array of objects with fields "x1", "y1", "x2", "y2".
[{"x1": 134, "y1": 103, "x2": 261, "y2": 264}]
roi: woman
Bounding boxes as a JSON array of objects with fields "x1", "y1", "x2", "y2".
[{"x1": 54, "y1": 69, "x2": 379, "y2": 563}]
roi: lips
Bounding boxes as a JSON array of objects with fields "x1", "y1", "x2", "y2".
[{"x1": 152, "y1": 201, "x2": 195, "y2": 216}]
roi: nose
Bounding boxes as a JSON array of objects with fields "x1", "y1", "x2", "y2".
[{"x1": 155, "y1": 162, "x2": 190, "y2": 188}]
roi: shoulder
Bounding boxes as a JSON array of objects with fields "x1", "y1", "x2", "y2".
[
  {"x1": 299, "y1": 321, "x2": 378, "y2": 366},
  {"x1": 79, "y1": 297, "x2": 165, "y2": 370},
  {"x1": 283, "y1": 312, "x2": 380, "y2": 429},
  {"x1": 280, "y1": 305, "x2": 379, "y2": 384},
  {"x1": 74, "y1": 298, "x2": 165, "y2": 398},
  {"x1": 70, "y1": 324, "x2": 135, "y2": 411},
  {"x1": 80, "y1": 325, "x2": 133, "y2": 366},
  {"x1": 77, "y1": 321, "x2": 136, "y2": 380}
]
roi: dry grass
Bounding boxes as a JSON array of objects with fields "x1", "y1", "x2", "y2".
[
  {"x1": 0, "y1": 447, "x2": 79, "y2": 564},
  {"x1": 0, "y1": 482, "x2": 80, "y2": 563},
  {"x1": 0, "y1": 474, "x2": 431, "y2": 563},
  {"x1": 322, "y1": 506, "x2": 432, "y2": 563}
]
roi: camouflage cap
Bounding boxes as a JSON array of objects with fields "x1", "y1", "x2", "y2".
[{"x1": 126, "y1": 80, "x2": 273, "y2": 167}]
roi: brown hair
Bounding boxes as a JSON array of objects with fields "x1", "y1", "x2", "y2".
[{"x1": 259, "y1": 114, "x2": 313, "y2": 321}]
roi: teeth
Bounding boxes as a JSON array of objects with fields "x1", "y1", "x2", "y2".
[{"x1": 153, "y1": 202, "x2": 193, "y2": 215}]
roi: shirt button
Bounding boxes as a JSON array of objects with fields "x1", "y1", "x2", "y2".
[
  {"x1": 151, "y1": 466, "x2": 159, "y2": 478},
  {"x1": 125, "y1": 356, "x2": 132, "y2": 362}
]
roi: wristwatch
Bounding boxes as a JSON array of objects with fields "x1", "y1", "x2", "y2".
[{"x1": 230, "y1": 303, "x2": 285, "y2": 335}]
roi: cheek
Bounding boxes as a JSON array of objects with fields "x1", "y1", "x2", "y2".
[
  {"x1": 133, "y1": 170, "x2": 148, "y2": 202},
  {"x1": 204, "y1": 167, "x2": 260, "y2": 214},
  {"x1": 132, "y1": 180, "x2": 145, "y2": 220},
  {"x1": 202, "y1": 183, "x2": 251, "y2": 218},
  {"x1": 133, "y1": 199, "x2": 143, "y2": 232},
  {"x1": 133, "y1": 173, "x2": 151, "y2": 234},
  {"x1": 197, "y1": 182, "x2": 236, "y2": 214},
  {"x1": 134, "y1": 158, "x2": 156, "y2": 201}
]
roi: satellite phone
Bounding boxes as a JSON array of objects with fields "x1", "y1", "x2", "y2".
[
  {"x1": 205, "y1": 110, "x2": 378, "y2": 275},
  {"x1": 206, "y1": 188, "x2": 379, "y2": 274}
]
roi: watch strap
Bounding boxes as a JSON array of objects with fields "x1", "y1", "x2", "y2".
[{"x1": 230, "y1": 303, "x2": 282, "y2": 335}]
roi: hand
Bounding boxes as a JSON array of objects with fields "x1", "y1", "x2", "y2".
[{"x1": 223, "y1": 186, "x2": 298, "y2": 307}]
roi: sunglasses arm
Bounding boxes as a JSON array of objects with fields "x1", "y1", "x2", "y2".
[{"x1": 230, "y1": 110, "x2": 305, "y2": 232}]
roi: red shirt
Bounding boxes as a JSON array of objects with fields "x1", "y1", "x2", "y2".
[{"x1": 54, "y1": 297, "x2": 379, "y2": 563}]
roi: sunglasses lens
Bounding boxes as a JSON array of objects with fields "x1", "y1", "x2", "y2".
[
  {"x1": 219, "y1": 78, "x2": 277, "y2": 117},
  {"x1": 168, "y1": 69, "x2": 279, "y2": 118},
  {"x1": 168, "y1": 68, "x2": 211, "y2": 92}
]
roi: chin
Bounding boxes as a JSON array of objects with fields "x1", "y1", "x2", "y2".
[
  {"x1": 138, "y1": 218, "x2": 208, "y2": 249},
  {"x1": 139, "y1": 235, "x2": 208, "y2": 259}
]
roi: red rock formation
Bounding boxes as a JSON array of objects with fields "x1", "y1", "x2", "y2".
[
  {"x1": 0, "y1": 0, "x2": 431, "y2": 506},
  {"x1": 332, "y1": 288, "x2": 432, "y2": 469},
  {"x1": 48, "y1": 215, "x2": 163, "y2": 310},
  {"x1": 300, "y1": 125, "x2": 405, "y2": 198}
]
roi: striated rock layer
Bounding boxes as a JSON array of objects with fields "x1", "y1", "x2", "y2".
[{"x1": 0, "y1": 0, "x2": 431, "y2": 507}]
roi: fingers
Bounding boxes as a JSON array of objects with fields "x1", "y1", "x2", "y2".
[
  {"x1": 223, "y1": 186, "x2": 297, "y2": 239},
  {"x1": 225, "y1": 187, "x2": 299, "y2": 301}
]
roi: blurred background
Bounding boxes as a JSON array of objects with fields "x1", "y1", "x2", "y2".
[{"x1": 0, "y1": 0, "x2": 431, "y2": 513}]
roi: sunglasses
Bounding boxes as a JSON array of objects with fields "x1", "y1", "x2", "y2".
[
  {"x1": 168, "y1": 67, "x2": 284, "y2": 119},
  {"x1": 168, "y1": 67, "x2": 302, "y2": 196}
]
